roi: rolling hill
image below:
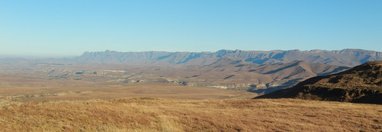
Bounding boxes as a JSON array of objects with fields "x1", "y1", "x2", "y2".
[
  {"x1": 256, "y1": 61, "x2": 382, "y2": 104},
  {"x1": 0, "y1": 49, "x2": 380, "y2": 93}
]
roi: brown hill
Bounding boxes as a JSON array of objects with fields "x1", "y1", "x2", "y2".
[
  {"x1": 112, "y1": 60, "x2": 347, "y2": 93},
  {"x1": 256, "y1": 61, "x2": 382, "y2": 104},
  {"x1": 0, "y1": 57, "x2": 347, "y2": 93}
]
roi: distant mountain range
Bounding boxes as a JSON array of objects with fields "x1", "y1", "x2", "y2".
[
  {"x1": 68, "y1": 49, "x2": 381, "y2": 93},
  {"x1": 257, "y1": 61, "x2": 382, "y2": 104},
  {"x1": 77, "y1": 49, "x2": 382, "y2": 67},
  {"x1": 1, "y1": 49, "x2": 381, "y2": 94}
]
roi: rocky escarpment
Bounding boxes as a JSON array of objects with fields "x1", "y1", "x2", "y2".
[{"x1": 78, "y1": 49, "x2": 382, "y2": 67}]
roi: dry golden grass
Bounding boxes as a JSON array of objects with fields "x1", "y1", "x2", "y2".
[
  {"x1": 1, "y1": 75, "x2": 381, "y2": 131},
  {"x1": 0, "y1": 98, "x2": 381, "y2": 132}
]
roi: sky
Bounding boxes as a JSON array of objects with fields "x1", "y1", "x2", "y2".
[{"x1": 0, "y1": 0, "x2": 381, "y2": 56}]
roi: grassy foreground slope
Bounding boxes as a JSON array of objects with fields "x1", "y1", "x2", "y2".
[{"x1": 0, "y1": 98, "x2": 381, "y2": 132}]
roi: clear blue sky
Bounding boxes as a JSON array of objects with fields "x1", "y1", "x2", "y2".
[{"x1": 0, "y1": 0, "x2": 381, "y2": 56}]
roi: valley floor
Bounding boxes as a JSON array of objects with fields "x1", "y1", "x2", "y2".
[{"x1": 0, "y1": 98, "x2": 381, "y2": 132}]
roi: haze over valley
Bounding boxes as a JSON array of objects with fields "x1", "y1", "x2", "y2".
[
  {"x1": 1, "y1": 0, "x2": 382, "y2": 131},
  {"x1": 2, "y1": 49, "x2": 379, "y2": 94}
]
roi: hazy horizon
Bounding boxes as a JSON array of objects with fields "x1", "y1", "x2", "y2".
[
  {"x1": 0, "y1": 48, "x2": 380, "y2": 58},
  {"x1": 1, "y1": 0, "x2": 381, "y2": 56}
]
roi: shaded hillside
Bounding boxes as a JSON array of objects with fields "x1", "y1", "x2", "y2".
[
  {"x1": 257, "y1": 61, "x2": 382, "y2": 104},
  {"x1": 188, "y1": 59, "x2": 348, "y2": 93},
  {"x1": 78, "y1": 49, "x2": 382, "y2": 67},
  {"x1": 81, "y1": 59, "x2": 346, "y2": 93}
]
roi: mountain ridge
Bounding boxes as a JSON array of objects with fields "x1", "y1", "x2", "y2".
[{"x1": 78, "y1": 49, "x2": 382, "y2": 67}]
